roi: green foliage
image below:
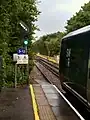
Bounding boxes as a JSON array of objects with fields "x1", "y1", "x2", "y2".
[
  {"x1": 17, "y1": 65, "x2": 28, "y2": 85},
  {"x1": 0, "y1": 0, "x2": 40, "y2": 87},
  {"x1": 65, "y1": 1, "x2": 90, "y2": 33},
  {"x1": 32, "y1": 31, "x2": 65, "y2": 56}
]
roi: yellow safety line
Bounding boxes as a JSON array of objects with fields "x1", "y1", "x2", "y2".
[
  {"x1": 37, "y1": 54, "x2": 57, "y2": 63},
  {"x1": 48, "y1": 58, "x2": 57, "y2": 63},
  {"x1": 29, "y1": 85, "x2": 40, "y2": 120}
]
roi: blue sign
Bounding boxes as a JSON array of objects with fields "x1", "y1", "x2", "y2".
[{"x1": 17, "y1": 48, "x2": 25, "y2": 54}]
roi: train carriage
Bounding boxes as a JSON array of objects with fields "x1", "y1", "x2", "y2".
[{"x1": 59, "y1": 25, "x2": 90, "y2": 110}]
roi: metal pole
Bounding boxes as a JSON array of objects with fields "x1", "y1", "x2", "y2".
[
  {"x1": 26, "y1": 46, "x2": 29, "y2": 85},
  {"x1": 15, "y1": 63, "x2": 17, "y2": 88},
  {"x1": 26, "y1": 63, "x2": 29, "y2": 85},
  {"x1": 25, "y1": 45, "x2": 27, "y2": 54},
  {"x1": 25, "y1": 45, "x2": 29, "y2": 85}
]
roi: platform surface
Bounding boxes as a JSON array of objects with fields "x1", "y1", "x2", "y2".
[
  {"x1": 32, "y1": 80, "x2": 81, "y2": 120},
  {"x1": 0, "y1": 86, "x2": 34, "y2": 120},
  {"x1": 0, "y1": 82, "x2": 82, "y2": 120}
]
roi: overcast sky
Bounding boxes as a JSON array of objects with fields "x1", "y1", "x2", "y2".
[{"x1": 35, "y1": 0, "x2": 90, "y2": 39}]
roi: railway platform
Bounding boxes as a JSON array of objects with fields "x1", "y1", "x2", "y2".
[
  {"x1": 0, "y1": 83, "x2": 83, "y2": 120},
  {"x1": 0, "y1": 82, "x2": 84, "y2": 120},
  {"x1": 0, "y1": 64, "x2": 85, "y2": 120},
  {"x1": 0, "y1": 86, "x2": 34, "y2": 120},
  {"x1": 30, "y1": 82, "x2": 83, "y2": 120}
]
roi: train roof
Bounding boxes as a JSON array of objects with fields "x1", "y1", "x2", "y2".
[{"x1": 63, "y1": 25, "x2": 90, "y2": 40}]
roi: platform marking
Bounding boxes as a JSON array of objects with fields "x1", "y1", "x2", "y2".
[
  {"x1": 53, "y1": 85, "x2": 85, "y2": 120},
  {"x1": 37, "y1": 54, "x2": 57, "y2": 63},
  {"x1": 30, "y1": 85, "x2": 40, "y2": 120}
]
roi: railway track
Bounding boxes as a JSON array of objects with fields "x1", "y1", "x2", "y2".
[
  {"x1": 36, "y1": 56, "x2": 59, "y2": 68},
  {"x1": 36, "y1": 56, "x2": 59, "y2": 78},
  {"x1": 35, "y1": 57, "x2": 90, "y2": 120}
]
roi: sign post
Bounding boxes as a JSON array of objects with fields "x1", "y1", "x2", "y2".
[
  {"x1": 17, "y1": 54, "x2": 29, "y2": 85},
  {"x1": 15, "y1": 64, "x2": 17, "y2": 88},
  {"x1": 13, "y1": 53, "x2": 18, "y2": 88},
  {"x1": 13, "y1": 53, "x2": 29, "y2": 88},
  {"x1": 17, "y1": 21, "x2": 29, "y2": 86}
]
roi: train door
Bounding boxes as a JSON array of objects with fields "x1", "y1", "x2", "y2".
[
  {"x1": 59, "y1": 40, "x2": 71, "y2": 86},
  {"x1": 62, "y1": 36, "x2": 88, "y2": 102}
]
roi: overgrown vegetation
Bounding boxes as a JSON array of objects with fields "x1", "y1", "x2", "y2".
[
  {"x1": 32, "y1": 32, "x2": 65, "y2": 56},
  {"x1": 33, "y1": 1, "x2": 90, "y2": 56},
  {"x1": 65, "y1": 1, "x2": 90, "y2": 33},
  {"x1": 0, "y1": 0, "x2": 40, "y2": 87}
]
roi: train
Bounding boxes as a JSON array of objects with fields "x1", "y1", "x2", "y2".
[{"x1": 59, "y1": 25, "x2": 90, "y2": 111}]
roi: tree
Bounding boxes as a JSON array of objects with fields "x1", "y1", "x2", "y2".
[
  {"x1": 32, "y1": 31, "x2": 65, "y2": 56},
  {"x1": 65, "y1": 1, "x2": 90, "y2": 33},
  {"x1": 0, "y1": 0, "x2": 40, "y2": 87}
]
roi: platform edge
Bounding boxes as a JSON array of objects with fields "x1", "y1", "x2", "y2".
[{"x1": 30, "y1": 84, "x2": 40, "y2": 120}]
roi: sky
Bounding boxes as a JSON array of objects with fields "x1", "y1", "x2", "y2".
[{"x1": 35, "y1": 0, "x2": 90, "y2": 39}]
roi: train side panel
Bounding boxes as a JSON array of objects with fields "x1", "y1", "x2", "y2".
[{"x1": 59, "y1": 33, "x2": 89, "y2": 106}]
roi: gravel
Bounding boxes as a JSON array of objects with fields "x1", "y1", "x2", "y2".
[
  {"x1": 35, "y1": 62, "x2": 62, "y2": 90},
  {"x1": 29, "y1": 66, "x2": 47, "y2": 84}
]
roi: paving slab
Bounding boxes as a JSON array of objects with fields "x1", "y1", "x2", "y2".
[
  {"x1": 41, "y1": 84, "x2": 81, "y2": 120},
  {"x1": 33, "y1": 85, "x2": 56, "y2": 120}
]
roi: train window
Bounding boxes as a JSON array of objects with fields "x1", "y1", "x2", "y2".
[
  {"x1": 60, "y1": 40, "x2": 87, "y2": 85},
  {"x1": 70, "y1": 48, "x2": 85, "y2": 81},
  {"x1": 64, "y1": 44, "x2": 86, "y2": 85}
]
